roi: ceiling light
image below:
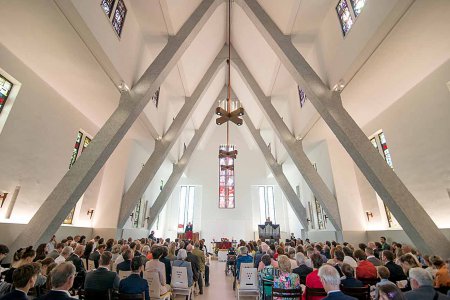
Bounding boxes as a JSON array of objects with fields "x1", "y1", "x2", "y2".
[{"x1": 118, "y1": 81, "x2": 129, "y2": 92}]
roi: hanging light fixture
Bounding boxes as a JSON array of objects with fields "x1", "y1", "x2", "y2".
[{"x1": 217, "y1": 0, "x2": 243, "y2": 209}]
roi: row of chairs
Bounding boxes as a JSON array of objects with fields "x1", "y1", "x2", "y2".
[{"x1": 80, "y1": 266, "x2": 193, "y2": 300}]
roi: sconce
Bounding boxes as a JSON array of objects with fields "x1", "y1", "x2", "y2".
[
  {"x1": 306, "y1": 218, "x2": 311, "y2": 224},
  {"x1": 0, "y1": 193, "x2": 8, "y2": 208},
  {"x1": 130, "y1": 212, "x2": 134, "y2": 221},
  {"x1": 324, "y1": 215, "x2": 329, "y2": 224},
  {"x1": 366, "y1": 211, "x2": 373, "y2": 221},
  {"x1": 87, "y1": 209, "x2": 94, "y2": 219}
]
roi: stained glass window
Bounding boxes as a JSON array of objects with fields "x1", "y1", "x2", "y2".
[
  {"x1": 219, "y1": 145, "x2": 236, "y2": 209},
  {"x1": 259, "y1": 186, "x2": 276, "y2": 224},
  {"x1": 336, "y1": 0, "x2": 354, "y2": 36},
  {"x1": 370, "y1": 130, "x2": 397, "y2": 228},
  {"x1": 151, "y1": 87, "x2": 160, "y2": 108},
  {"x1": 178, "y1": 186, "x2": 195, "y2": 232},
  {"x1": 69, "y1": 131, "x2": 83, "y2": 169},
  {"x1": 298, "y1": 86, "x2": 307, "y2": 108},
  {"x1": 112, "y1": 0, "x2": 127, "y2": 37},
  {"x1": 350, "y1": 0, "x2": 366, "y2": 17},
  {"x1": 0, "y1": 74, "x2": 13, "y2": 115},
  {"x1": 101, "y1": 0, "x2": 115, "y2": 18}
]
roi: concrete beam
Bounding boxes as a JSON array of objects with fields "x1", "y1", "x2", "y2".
[
  {"x1": 237, "y1": 0, "x2": 450, "y2": 257},
  {"x1": 117, "y1": 53, "x2": 227, "y2": 229},
  {"x1": 243, "y1": 114, "x2": 308, "y2": 231},
  {"x1": 8, "y1": 0, "x2": 224, "y2": 254},
  {"x1": 147, "y1": 103, "x2": 216, "y2": 229},
  {"x1": 231, "y1": 49, "x2": 343, "y2": 237}
]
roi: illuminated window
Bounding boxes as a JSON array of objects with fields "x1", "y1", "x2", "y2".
[
  {"x1": 350, "y1": 0, "x2": 367, "y2": 17},
  {"x1": 370, "y1": 130, "x2": 398, "y2": 228},
  {"x1": 101, "y1": 0, "x2": 115, "y2": 18},
  {"x1": 259, "y1": 186, "x2": 276, "y2": 224},
  {"x1": 112, "y1": 0, "x2": 127, "y2": 37},
  {"x1": 336, "y1": 0, "x2": 354, "y2": 36},
  {"x1": 0, "y1": 74, "x2": 13, "y2": 115},
  {"x1": 178, "y1": 186, "x2": 195, "y2": 232},
  {"x1": 219, "y1": 145, "x2": 236, "y2": 209},
  {"x1": 298, "y1": 86, "x2": 307, "y2": 108},
  {"x1": 64, "y1": 131, "x2": 92, "y2": 224}
]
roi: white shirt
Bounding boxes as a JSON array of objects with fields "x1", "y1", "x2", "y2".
[
  {"x1": 115, "y1": 254, "x2": 124, "y2": 265},
  {"x1": 55, "y1": 255, "x2": 66, "y2": 264}
]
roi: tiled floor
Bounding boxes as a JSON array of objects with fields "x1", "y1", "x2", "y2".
[{"x1": 173, "y1": 260, "x2": 257, "y2": 299}]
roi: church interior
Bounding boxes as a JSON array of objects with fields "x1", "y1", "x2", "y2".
[{"x1": 0, "y1": 0, "x2": 450, "y2": 299}]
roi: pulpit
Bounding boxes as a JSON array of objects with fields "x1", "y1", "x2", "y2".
[{"x1": 177, "y1": 232, "x2": 200, "y2": 243}]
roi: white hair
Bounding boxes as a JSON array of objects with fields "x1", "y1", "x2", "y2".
[
  {"x1": 409, "y1": 267, "x2": 433, "y2": 287},
  {"x1": 177, "y1": 249, "x2": 187, "y2": 260},
  {"x1": 318, "y1": 265, "x2": 340, "y2": 286},
  {"x1": 295, "y1": 252, "x2": 306, "y2": 265}
]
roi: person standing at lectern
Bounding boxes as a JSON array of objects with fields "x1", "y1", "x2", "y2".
[{"x1": 185, "y1": 222, "x2": 193, "y2": 240}]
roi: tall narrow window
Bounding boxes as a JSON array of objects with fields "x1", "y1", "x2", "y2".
[
  {"x1": 101, "y1": 0, "x2": 115, "y2": 18},
  {"x1": 177, "y1": 186, "x2": 195, "y2": 232},
  {"x1": 219, "y1": 145, "x2": 235, "y2": 209},
  {"x1": 259, "y1": 186, "x2": 276, "y2": 224},
  {"x1": 0, "y1": 74, "x2": 13, "y2": 115},
  {"x1": 151, "y1": 87, "x2": 160, "y2": 108},
  {"x1": 336, "y1": 0, "x2": 354, "y2": 36},
  {"x1": 314, "y1": 197, "x2": 327, "y2": 230},
  {"x1": 112, "y1": 0, "x2": 127, "y2": 37},
  {"x1": 370, "y1": 130, "x2": 398, "y2": 228},
  {"x1": 64, "y1": 131, "x2": 92, "y2": 224},
  {"x1": 298, "y1": 86, "x2": 307, "y2": 108},
  {"x1": 350, "y1": 0, "x2": 366, "y2": 17}
]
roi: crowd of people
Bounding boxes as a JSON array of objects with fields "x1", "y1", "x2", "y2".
[
  {"x1": 0, "y1": 234, "x2": 211, "y2": 300},
  {"x1": 0, "y1": 234, "x2": 449, "y2": 299},
  {"x1": 230, "y1": 237, "x2": 450, "y2": 299}
]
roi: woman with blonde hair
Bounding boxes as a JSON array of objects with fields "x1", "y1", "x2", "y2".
[{"x1": 273, "y1": 255, "x2": 301, "y2": 300}]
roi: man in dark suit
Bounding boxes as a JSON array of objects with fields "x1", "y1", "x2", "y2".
[
  {"x1": 37, "y1": 262, "x2": 77, "y2": 299},
  {"x1": 318, "y1": 265, "x2": 357, "y2": 300},
  {"x1": 119, "y1": 257, "x2": 149, "y2": 300},
  {"x1": 186, "y1": 244, "x2": 202, "y2": 294},
  {"x1": 116, "y1": 249, "x2": 133, "y2": 272},
  {"x1": 88, "y1": 244, "x2": 106, "y2": 269},
  {"x1": 66, "y1": 245, "x2": 85, "y2": 289},
  {"x1": 292, "y1": 252, "x2": 313, "y2": 279},
  {"x1": 381, "y1": 250, "x2": 407, "y2": 283},
  {"x1": 84, "y1": 251, "x2": 120, "y2": 291},
  {"x1": 405, "y1": 267, "x2": 450, "y2": 300},
  {"x1": 0, "y1": 263, "x2": 40, "y2": 300},
  {"x1": 365, "y1": 248, "x2": 382, "y2": 266}
]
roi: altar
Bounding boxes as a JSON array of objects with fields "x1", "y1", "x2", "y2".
[{"x1": 177, "y1": 232, "x2": 200, "y2": 243}]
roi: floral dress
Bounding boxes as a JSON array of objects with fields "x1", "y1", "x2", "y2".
[
  {"x1": 259, "y1": 265, "x2": 275, "y2": 299},
  {"x1": 273, "y1": 271, "x2": 301, "y2": 300}
]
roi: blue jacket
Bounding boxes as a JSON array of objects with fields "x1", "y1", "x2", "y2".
[
  {"x1": 324, "y1": 291, "x2": 357, "y2": 300},
  {"x1": 173, "y1": 260, "x2": 194, "y2": 287},
  {"x1": 236, "y1": 254, "x2": 253, "y2": 279},
  {"x1": 119, "y1": 273, "x2": 149, "y2": 300}
]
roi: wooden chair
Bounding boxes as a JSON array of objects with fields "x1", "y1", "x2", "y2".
[
  {"x1": 144, "y1": 271, "x2": 171, "y2": 300},
  {"x1": 83, "y1": 289, "x2": 112, "y2": 300},
  {"x1": 272, "y1": 287, "x2": 303, "y2": 299},
  {"x1": 340, "y1": 285, "x2": 370, "y2": 300},
  {"x1": 117, "y1": 293, "x2": 145, "y2": 300},
  {"x1": 304, "y1": 287, "x2": 327, "y2": 299},
  {"x1": 118, "y1": 271, "x2": 132, "y2": 281},
  {"x1": 236, "y1": 267, "x2": 259, "y2": 300},
  {"x1": 170, "y1": 266, "x2": 193, "y2": 300}
]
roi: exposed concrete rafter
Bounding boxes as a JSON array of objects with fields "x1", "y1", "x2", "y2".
[
  {"x1": 231, "y1": 48, "x2": 343, "y2": 240},
  {"x1": 236, "y1": 0, "x2": 450, "y2": 257},
  {"x1": 8, "y1": 0, "x2": 225, "y2": 255},
  {"x1": 117, "y1": 49, "x2": 227, "y2": 229},
  {"x1": 146, "y1": 101, "x2": 218, "y2": 229}
]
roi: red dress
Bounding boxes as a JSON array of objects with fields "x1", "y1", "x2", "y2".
[{"x1": 302, "y1": 269, "x2": 325, "y2": 300}]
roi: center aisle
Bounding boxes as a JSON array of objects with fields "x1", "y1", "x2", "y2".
[{"x1": 173, "y1": 260, "x2": 239, "y2": 299}]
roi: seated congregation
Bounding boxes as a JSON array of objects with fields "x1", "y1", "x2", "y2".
[{"x1": 0, "y1": 235, "x2": 449, "y2": 299}]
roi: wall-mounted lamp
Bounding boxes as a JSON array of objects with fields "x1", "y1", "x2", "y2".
[
  {"x1": 332, "y1": 79, "x2": 345, "y2": 92},
  {"x1": 366, "y1": 211, "x2": 373, "y2": 221},
  {"x1": 306, "y1": 218, "x2": 311, "y2": 224},
  {"x1": 130, "y1": 212, "x2": 134, "y2": 221},
  {"x1": 118, "y1": 81, "x2": 129, "y2": 93},
  {"x1": 0, "y1": 192, "x2": 8, "y2": 208},
  {"x1": 324, "y1": 215, "x2": 329, "y2": 224},
  {"x1": 87, "y1": 208, "x2": 94, "y2": 219}
]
